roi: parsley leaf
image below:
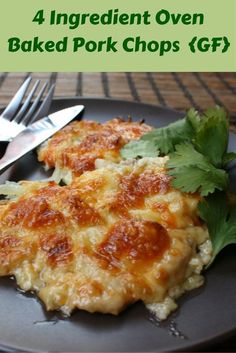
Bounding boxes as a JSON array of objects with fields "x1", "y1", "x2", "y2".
[
  {"x1": 142, "y1": 110, "x2": 198, "y2": 154},
  {"x1": 121, "y1": 108, "x2": 200, "y2": 158},
  {"x1": 120, "y1": 140, "x2": 159, "y2": 159},
  {"x1": 194, "y1": 107, "x2": 229, "y2": 168},
  {"x1": 121, "y1": 106, "x2": 235, "y2": 198},
  {"x1": 198, "y1": 191, "x2": 236, "y2": 265},
  {"x1": 167, "y1": 144, "x2": 229, "y2": 196}
]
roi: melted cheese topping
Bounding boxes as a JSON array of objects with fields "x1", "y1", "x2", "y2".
[
  {"x1": 37, "y1": 118, "x2": 152, "y2": 179},
  {"x1": 0, "y1": 158, "x2": 211, "y2": 318}
]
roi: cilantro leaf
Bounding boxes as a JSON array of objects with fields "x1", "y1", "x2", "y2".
[
  {"x1": 120, "y1": 140, "x2": 159, "y2": 159},
  {"x1": 121, "y1": 107, "x2": 235, "y2": 167},
  {"x1": 169, "y1": 166, "x2": 228, "y2": 196},
  {"x1": 167, "y1": 143, "x2": 209, "y2": 169},
  {"x1": 186, "y1": 107, "x2": 201, "y2": 131},
  {"x1": 141, "y1": 109, "x2": 200, "y2": 155},
  {"x1": 194, "y1": 107, "x2": 229, "y2": 168},
  {"x1": 167, "y1": 144, "x2": 229, "y2": 196},
  {"x1": 121, "y1": 108, "x2": 201, "y2": 158},
  {"x1": 198, "y1": 191, "x2": 236, "y2": 264},
  {"x1": 121, "y1": 106, "x2": 235, "y2": 198}
]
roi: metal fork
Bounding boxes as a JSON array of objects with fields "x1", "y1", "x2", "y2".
[{"x1": 0, "y1": 77, "x2": 55, "y2": 142}]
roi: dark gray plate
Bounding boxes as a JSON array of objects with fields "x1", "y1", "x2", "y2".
[{"x1": 0, "y1": 98, "x2": 236, "y2": 353}]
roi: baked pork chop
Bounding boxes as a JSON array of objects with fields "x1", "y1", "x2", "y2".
[
  {"x1": 37, "y1": 118, "x2": 152, "y2": 181},
  {"x1": 0, "y1": 158, "x2": 211, "y2": 319}
]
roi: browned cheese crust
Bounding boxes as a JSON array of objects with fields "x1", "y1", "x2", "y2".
[
  {"x1": 37, "y1": 118, "x2": 152, "y2": 177},
  {"x1": 0, "y1": 159, "x2": 209, "y2": 316}
]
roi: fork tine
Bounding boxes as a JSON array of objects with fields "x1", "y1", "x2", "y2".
[
  {"x1": 29, "y1": 84, "x2": 55, "y2": 124},
  {"x1": 1, "y1": 77, "x2": 31, "y2": 121},
  {"x1": 20, "y1": 82, "x2": 48, "y2": 125},
  {"x1": 13, "y1": 80, "x2": 40, "y2": 123}
]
